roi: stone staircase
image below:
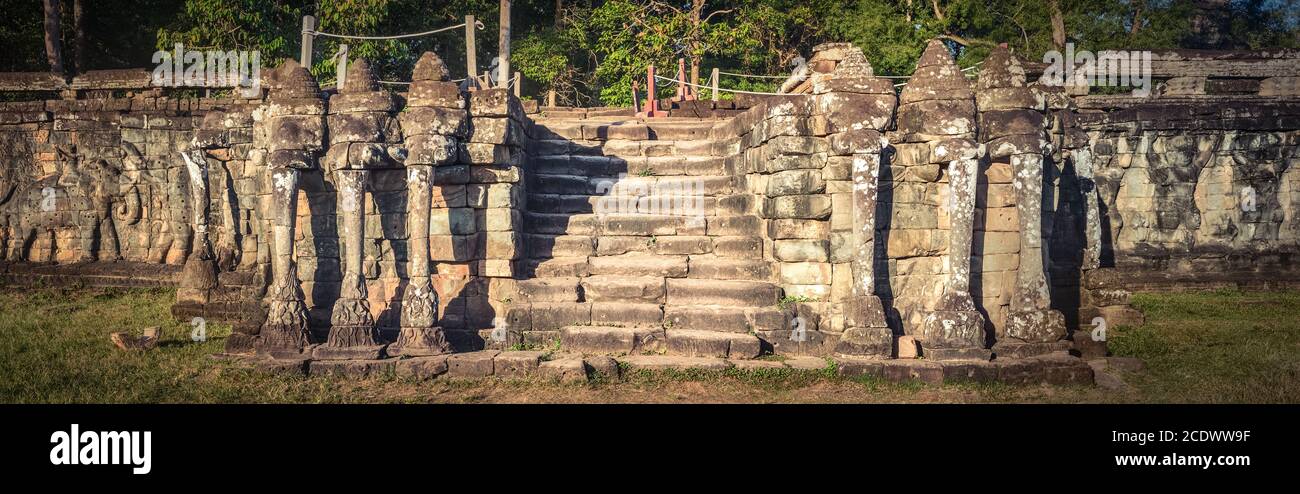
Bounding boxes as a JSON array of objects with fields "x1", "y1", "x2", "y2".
[{"x1": 508, "y1": 117, "x2": 788, "y2": 359}]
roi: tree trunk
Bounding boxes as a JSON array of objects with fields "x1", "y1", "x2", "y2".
[
  {"x1": 1048, "y1": 0, "x2": 1066, "y2": 51},
  {"x1": 689, "y1": 0, "x2": 704, "y2": 87},
  {"x1": 1130, "y1": 1, "x2": 1144, "y2": 38},
  {"x1": 43, "y1": 0, "x2": 64, "y2": 75},
  {"x1": 73, "y1": 0, "x2": 85, "y2": 74}
]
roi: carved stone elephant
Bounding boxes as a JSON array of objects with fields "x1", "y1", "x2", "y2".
[{"x1": 0, "y1": 145, "x2": 142, "y2": 262}]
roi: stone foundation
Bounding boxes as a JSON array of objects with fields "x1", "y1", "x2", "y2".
[{"x1": 2, "y1": 43, "x2": 1297, "y2": 384}]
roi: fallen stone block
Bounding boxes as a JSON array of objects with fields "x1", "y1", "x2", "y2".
[
  {"x1": 995, "y1": 359, "x2": 1046, "y2": 385},
  {"x1": 446, "y1": 350, "x2": 500, "y2": 378},
  {"x1": 583, "y1": 356, "x2": 621, "y2": 379},
  {"x1": 308, "y1": 359, "x2": 396, "y2": 378},
  {"x1": 394, "y1": 355, "x2": 449, "y2": 380},
  {"x1": 836, "y1": 357, "x2": 885, "y2": 378},
  {"x1": 494, "y1": 351, "x2": 544, "y2": 378},
  {"x1": 941, "y1": 360, "x2": 999, "y2": 383},
  {"x1": 616, "y1": 355, "x2": 732, "y2": 372},
  {"x1": 538, "y1": 358, "x2": 589, "y2": 383},
  {"x1": 881, "y1": 359, "x2": 944, "y2": 384}
]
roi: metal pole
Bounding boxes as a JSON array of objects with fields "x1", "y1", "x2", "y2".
[
  {"x1": 498, "y1": 0, "x2": 511, "y2": 89},
  {"x1": 465, "y1": 15, "x2": 477, "y2": 83},
  {"x1": 300, "y1": 15, "x2": 316, "y2": 67}
]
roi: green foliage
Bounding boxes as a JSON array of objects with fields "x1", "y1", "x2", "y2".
[
  {"x1": 4, "y1": 0, "x2": 1298, "y2": 99},
  {"x1": 156, "y1": 0, "x2": 307, "y2": 63}
]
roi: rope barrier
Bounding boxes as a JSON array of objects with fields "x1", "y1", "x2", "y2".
[
  {"x1": 306, "y1": 19, "x2": 484, "y2": 40},
  {"x1": 654, "y1": 75, "x2": 783, "y2": 96},
  {"x1": 378, "y1": 77, "x2": 468, "y2": 85},
  {"x1": 716, "y1": 70, "x2": 788, "y2": 80}
]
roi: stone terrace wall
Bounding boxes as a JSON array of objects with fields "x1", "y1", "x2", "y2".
[
  {"x1": 1061, "y1": 97, "x2": 1300, "y2": 285},
  {"x1": 0, "y1": 44, "x2": 1297, "y2": 358},
  {"x1": 0, "y1": 61, "x2": 530, "y2": 350},
  {"x1": 708, "y1": 43, "x2": 1300, "y2": 355}
]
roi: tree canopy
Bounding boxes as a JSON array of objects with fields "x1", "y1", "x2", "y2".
[{"x1": 5, "y1": 0, "x2": 1297, "y2": 105}]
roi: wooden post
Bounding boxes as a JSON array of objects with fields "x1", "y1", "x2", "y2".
[
  {"x1": 674, "y1": 58, "x2": 685, "y2": 100},
  {"x1": 630, "y1": 80, "x2": 640, "y2": 113},
  {"x1": 546, "y1": 89, "x2": 556, "y2": 107},
  {"x1": 638, "y1": 65, "x2": 664, "y2": 118},
  {"x1": 483, "y1": 71, "x2": 491, "y2": 87},
  {"x1": 498, "y1": 0, "x2": 511, "y2": 89},
  {"x1": 513, "y1": 71, "x2": 521, "y2": 97},
  {"x1": 336, "y1": 44, "x2": 349, "y2": 90},
  {"x1": 465, "y1": 15, "x2": 477, "y2": 82},
  {"x1": 300, "y1": 15, "x2": 316, "y2": 68},
  {"x1": 711, "y1": 68, "x2": 719, "y2": 102},
  {"x1": 646, "y1": 65, "x2": 656, "y2": 114}
]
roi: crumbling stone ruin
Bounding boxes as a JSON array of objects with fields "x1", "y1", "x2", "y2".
[{"x1": 1, "y1": 41, "x2": 1296, "y2": 383}]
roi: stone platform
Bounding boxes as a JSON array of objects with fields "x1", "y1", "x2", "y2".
[{"x1": 220, "y1": 349, "x2": 1095, "y2": 386}]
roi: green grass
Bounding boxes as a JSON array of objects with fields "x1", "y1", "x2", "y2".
[
  {"x1": 1107, "y1": 289, "x2": 1300, "y2": 403},
  {"x1": 1, "y1": 286, "x2": 1298, "y2": 403},
  {"x1": 0, "y1": 287, "x2": 433, "y2": 403}
]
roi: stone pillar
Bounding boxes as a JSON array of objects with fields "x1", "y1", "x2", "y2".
[
  {"x1": 1068, "y1": 129, "x2": 1111, "y2": 359},
  {"x1": 259, "y1": 166, "x2": 311, "y2": 355},
  {"x1": 977, "y1": 46, "x2": 1066, "y2": 349},
  {"x1": 389, "y1": 52, "x2": 459, "y2": 356},
  {"x1": 175, "y1": 132, "x2": 217, "y2": 307},
  {"x1": 901, "y1": 40, "x2": 989, "y2": 360},
  {"x1": 810, "y1": 45, "x2": 898, "y2": 357},
  {"x1": 314, "y1": 168, "x2": 384, "y2": 359},
  {"x1": 312, "y1": 58, "x2": 398, "y2": 360},
  {"x1": 1071, "y1": 145, "x2": 1101, "y2": 272},
  {"x1": 255, "y1": 60, "x2": 325, "y2": 357}
]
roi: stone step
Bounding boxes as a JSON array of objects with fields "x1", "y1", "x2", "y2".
[
  {"x1": 530, "y1": 155, "x2": 729, "y2": 177},
  {"x1": 526, "y1": 212, "x2": 709, "y2": 237},
  {"x1": 615, "y1": 355, "x2": 733, "y2": 372},
  {"x1": 526, "y1": 301, "x2": 594, "y2": 330},
  {"x1": 528, "y1": 138, "x2": 719, "y2": 159},
  {"x1": 594, "y1": 235, "x2": 714, "y2": 257},
  {"x1": 526, "y1": 173, "x2": 738, "y2": 196},
  {"x1": 525, "y1": 234, "x2": 596, "y2": 259},
  {"x1": 526, "y1": 257, "x2": 591, "y2": 278},
  {"x1": 517, "y1": 301, "x2": 671, "y2": 331},
  {"x1": 686, "y1": 257, "x2": 772, "y2": 281},
  {"x1": 515, "y1": 277, "x2": 581, "y2": 303},
  {"x1": 530, "y1": 119, "x2": 718, "y2": 142},
  {"x1": 528, "y1": 193, "x2": 721, "y2": 216},
  {"x1": 664, "y1": 305, "x2": 791, "y2": 333},
  {"x1": 588, "y1": 254, "x2": 688, "y2": 278},
  {"x1": 664, "y1": 329, "x2": 763, "y2": 359},
  {"x1": 589, "y1": 302, "x2": 663, "y2": 327},
  {"x1": 666, "y1": 278, "x2": 781, "y2": 307},
  {"x1": 526, "y1": 212, "x2": 764, "y2": 238},
  {"x1": 276, "y1": 349, "x2": 1093, "y2": 385},
  {"x1": 524, "y1": 234, "x2": 763, "y2": 260},
  {"x1": 560, "y1": 326, "x2": 662, "y2": 354},
  {"x1": 705, "y1": 215, "x2": 764, "y2": 236},
  {"x1": 579, "y1": 275, "x2": 666, "y2": 303}
]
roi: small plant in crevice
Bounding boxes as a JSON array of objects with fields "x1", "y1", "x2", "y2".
[{"x1": 778, "y1": 295, "x2": 817, "y2": 310}]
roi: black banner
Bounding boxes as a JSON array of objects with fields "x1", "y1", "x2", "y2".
[{"x1": 0, "y1": 405, "x2": 1289, "y2": 484}]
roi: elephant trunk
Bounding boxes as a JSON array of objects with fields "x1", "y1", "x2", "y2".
[{"x1": 115, "y1": 184, "x2": 142, "y2": 225}]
